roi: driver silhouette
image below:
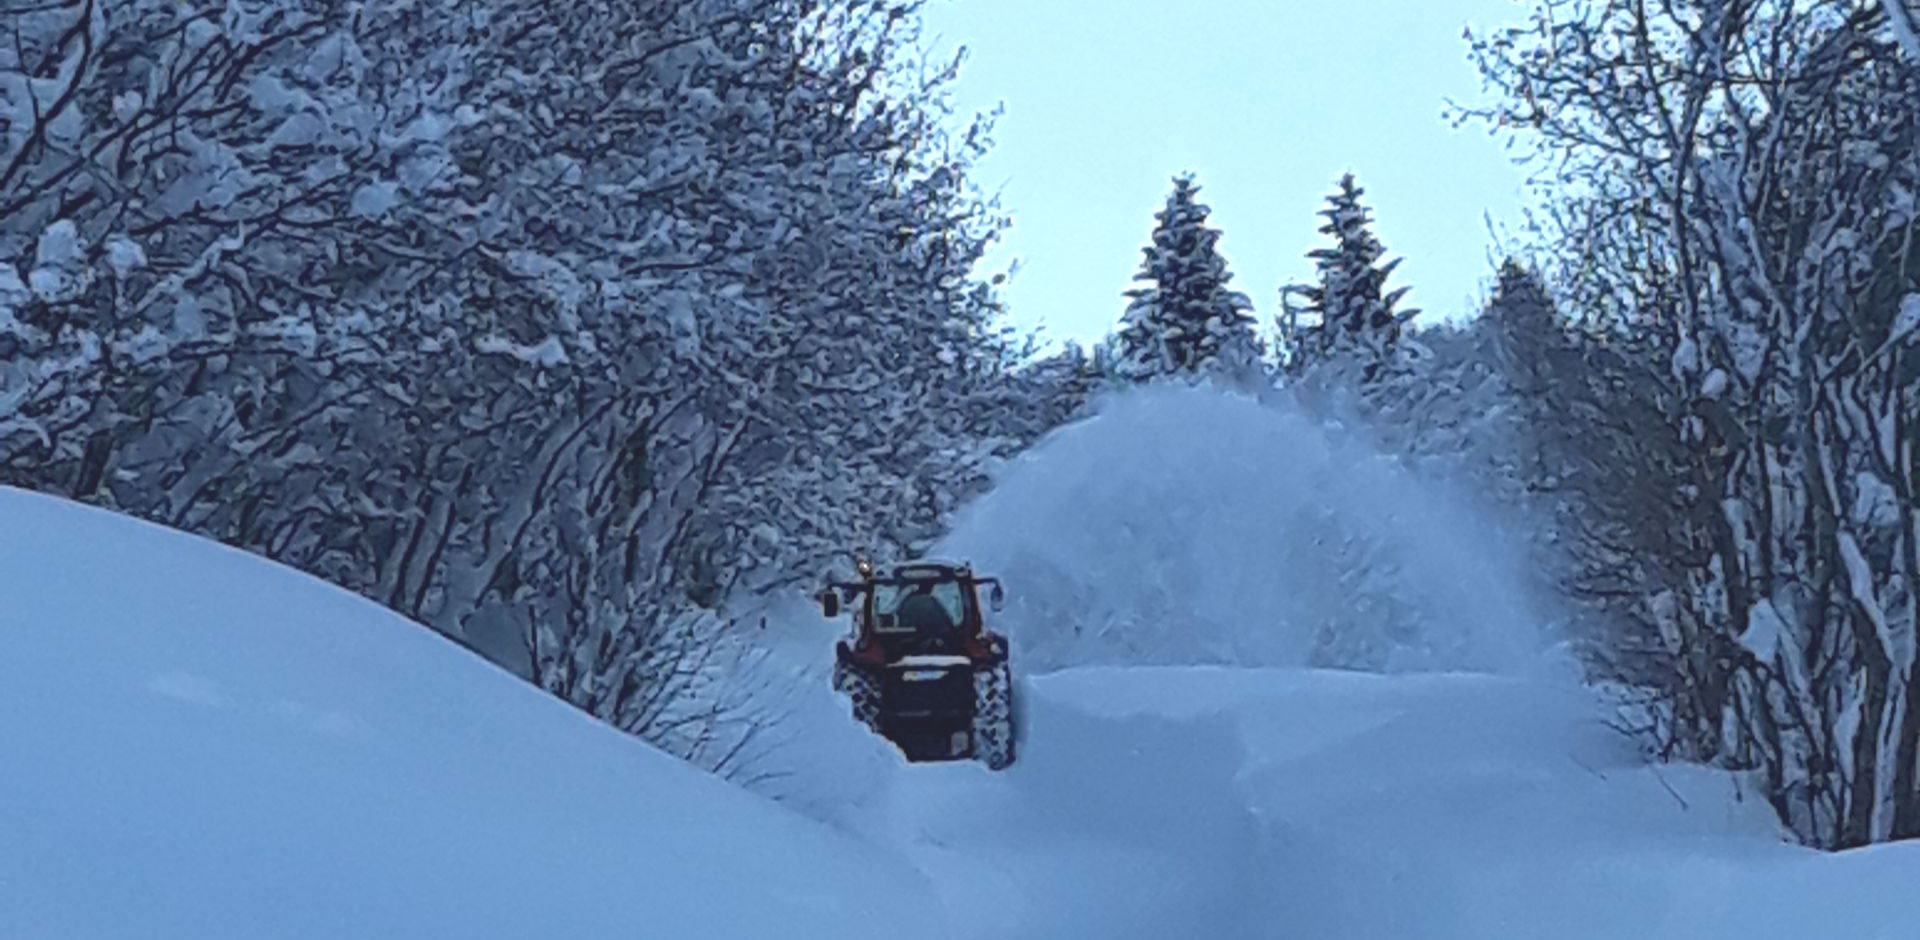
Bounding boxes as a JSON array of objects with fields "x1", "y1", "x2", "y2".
[{"x1": 894, "y1": 582, "x2": 956, "y2": 632}]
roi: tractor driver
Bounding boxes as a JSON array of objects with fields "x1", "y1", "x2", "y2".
[{"x1": 894, "y1": 580, "x2": 959, "y2": 633}]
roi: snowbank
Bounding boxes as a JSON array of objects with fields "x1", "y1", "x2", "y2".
[
  {"x1": 936, "y1": 381, "x2": 1558, "y2": 675},
  {"x1": 0, "y1": 486, "x2": 941, "y2": 940}
]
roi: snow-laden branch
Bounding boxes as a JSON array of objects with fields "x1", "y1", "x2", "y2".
[{"x1": 1881, "y1": 0, "x2": 1920, "y2": 65}]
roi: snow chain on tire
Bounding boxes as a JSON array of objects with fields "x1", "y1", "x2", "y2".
[
  {"x1": 836, "y1": 661, "x2": 883, "y2": 733},
  {"x1": 972, "y1": 661, "x2": 1016, "y2": 770}
]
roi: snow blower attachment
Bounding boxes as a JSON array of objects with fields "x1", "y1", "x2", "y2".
[{"x1": 820, "y1": 559, "x2": 1016, "y2": 770}]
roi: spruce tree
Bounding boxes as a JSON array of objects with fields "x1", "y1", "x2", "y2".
[
  {"x1": 1113, "y1": 174, "x2": 1260, "y2": 381},
  {"x1": 1484, "y1": 259, "x2": 1560, "y2": 390},
  {"x1": 1283, "y1": 173, "x2": 1417, "y2": 380}
]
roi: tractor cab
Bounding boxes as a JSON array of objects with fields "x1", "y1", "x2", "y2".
[
  {"x1": 819, "y1": 559, "x2": 1006, "y2": 667},
  {"x1": 872, "y1": 575, "x2": 970, "y2": 635}
]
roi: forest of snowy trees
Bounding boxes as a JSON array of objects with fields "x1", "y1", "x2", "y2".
[{"x1": 6, "y1": 0, "x2": 1920, "y2": 849}]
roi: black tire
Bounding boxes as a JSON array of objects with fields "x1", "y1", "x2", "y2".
[
  {"x1": 972, "y1": 660, "x2": 1016, "y2": 770},
  {"x1": 835, "y1": 660, "x2": 883, "y2": 733}
]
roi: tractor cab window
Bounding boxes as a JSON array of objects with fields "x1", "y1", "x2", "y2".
[{"x1": 872, "y1": 579, "x2": 967, "y2": 633}]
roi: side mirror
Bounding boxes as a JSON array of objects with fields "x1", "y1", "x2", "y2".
[
  {"x1": 989, "y1": 582, "x2": 1005, "y2": 612},
  {"x1": 819, "y1": 589, "x2": 840, "y2": 619}
]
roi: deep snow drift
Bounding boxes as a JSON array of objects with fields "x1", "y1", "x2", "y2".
[{"x1": 0, "y1": 486, "x2": 940, "y2": 940}]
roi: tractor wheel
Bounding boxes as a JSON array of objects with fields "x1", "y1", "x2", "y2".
[
  {"x1": 835, "y1": 660, "x2": 883, "y2": 733},
  {"x1": 972, "y1": 660, "x2": 1016, "y2": 771}
]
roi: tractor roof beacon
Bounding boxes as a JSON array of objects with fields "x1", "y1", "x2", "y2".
[{"x1": 820, "y1": 558, "x2": 1016, "y2": 771}]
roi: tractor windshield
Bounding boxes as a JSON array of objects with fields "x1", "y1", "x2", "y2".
[{"x1": 872, "y1": 579, "x2": 968, "y2": 633}]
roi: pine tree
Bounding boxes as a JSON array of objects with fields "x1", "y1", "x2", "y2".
[
  {"x1": 1283, "y1": 173, "x2": 1417, "y2": 380},
  {"x1": 1113, "y1": 174, "x2": 1260, "y2": 382}
]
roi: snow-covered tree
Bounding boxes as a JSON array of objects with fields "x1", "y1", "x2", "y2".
[
  {"x1": 1466, "y1": 0, "x2": 1920, "y2": 848},
  {"x1": 1282, "y1": 173, "x2": 1417, "y2": 381},
  {"x1": 1472, "y1": 259, "x2": 1692, "y2": 678},
  {"x1": 0, "y1": 0, "x2": 406, "y2": 504},
  {"x1": 1113, "y1": 174, "x2": 1261, "y2": 382}
]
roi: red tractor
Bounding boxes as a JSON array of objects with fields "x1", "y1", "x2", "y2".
[{"x1": 819, "y1": 558, "x2": 1016, "y2": 770}]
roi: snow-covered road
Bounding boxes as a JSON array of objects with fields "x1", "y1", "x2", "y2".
[{"x1": 829, "y1": 665, "x2": 1916, "y2": 940}]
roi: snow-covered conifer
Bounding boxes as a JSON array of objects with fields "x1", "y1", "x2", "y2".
[
  {"x1": 1113, "y1": 175, "x2": 1261, "y2": 382},
  {"x1": 1282, "y1": 173, "x2": 1417, "y2": 381}
]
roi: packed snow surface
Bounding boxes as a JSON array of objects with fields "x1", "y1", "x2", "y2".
[{"x1": 7, "y1": 382, "x2": 1919, "y2": 940}]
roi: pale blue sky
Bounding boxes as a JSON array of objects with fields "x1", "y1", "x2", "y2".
[{"x1": 919, "y1": 0, "x2": 1532, "y2": 347}]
